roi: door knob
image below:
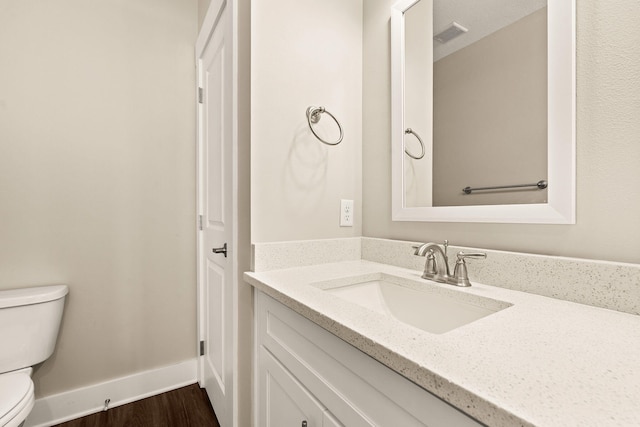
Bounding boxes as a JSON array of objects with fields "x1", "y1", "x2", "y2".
[{"x1": 212, "y1": 243, "x2": 227, "y2": 257}]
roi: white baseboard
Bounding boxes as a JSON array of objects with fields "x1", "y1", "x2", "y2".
[{"x1": 24, "y1": 358, "x2": 198, "y2": 427}]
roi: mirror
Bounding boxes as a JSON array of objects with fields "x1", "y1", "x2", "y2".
[{"x1": 391, "y1": 0, "x2": 575, "y2": 223}]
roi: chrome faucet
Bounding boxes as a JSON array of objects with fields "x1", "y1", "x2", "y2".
[{"x1": 414, "y1": 240, "x2": 486, "y2": 287}]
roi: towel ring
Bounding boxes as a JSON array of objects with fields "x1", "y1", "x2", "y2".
[
  {"x1": 306, "y1": 106, "x2": 343, "y2": 146},
  {"x1": 404, "y1": 128, "x2": 425, "y2": 160}
]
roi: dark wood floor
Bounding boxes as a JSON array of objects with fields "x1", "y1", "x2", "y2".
[{"x1": 53, "y1": 383, "x2": 220, "y2": 427}]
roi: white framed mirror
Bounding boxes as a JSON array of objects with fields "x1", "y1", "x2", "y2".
[{"x1": 391, "y1": 0, "x2": 575, "y2": 223}]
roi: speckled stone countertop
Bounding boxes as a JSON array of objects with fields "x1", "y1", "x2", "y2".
[{"x1": 244, "y1": 260, "x2": 640, "y2": 427}]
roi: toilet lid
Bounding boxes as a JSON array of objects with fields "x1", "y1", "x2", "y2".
[{"x1": 0, "y1": 373, "x2": 34, "y2": 423}]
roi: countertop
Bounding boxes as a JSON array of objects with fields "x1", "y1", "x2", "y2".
[{"x1": 244, "y1": 260, "x2": 640, "y2": 427}]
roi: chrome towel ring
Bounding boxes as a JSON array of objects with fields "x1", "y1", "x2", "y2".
[
  {"x1": 306, "y1": 106, "x2": 343, "y2": 146},
  {"x1": 404, "y1": 128, "x2": 425, "y2": 160}
]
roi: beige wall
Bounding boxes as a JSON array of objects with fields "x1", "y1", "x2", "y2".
[
  {"x1": 235, "y1": 1, "x2": 253, "y2": 426},
  {"x1": 198, "y1": 0, "x2": 212, "y2": 30},
  {"x1": 432, "y1": 8, "x2": 547, "y2": 207},
  {"x1": 0, "y1": 0, "x2": 198, "y2": 397},
  {"x1": 363, "y1": 0, "x2": 640, "y2": 264},
  {"x1": 251, "y1": 0, "x2": 363, "y2": 243}
]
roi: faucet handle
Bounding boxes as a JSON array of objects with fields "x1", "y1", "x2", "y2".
[
  {"x1": 424, "y1": 250, "x2": 437, "y2": 274},
  {"x1": 451, "y1": 251, "x2": 486, "y2": 287},
  {"x1": 456, "y1": 251, "x2": 487, "y2": 260}
]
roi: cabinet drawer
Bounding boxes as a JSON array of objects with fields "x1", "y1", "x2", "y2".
[{"x1": 256, "y1": 292, "x2": 482, "y2": 427}]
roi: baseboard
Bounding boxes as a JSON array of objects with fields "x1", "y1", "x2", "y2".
[{"x1": 24, "y1": 358, "x2": 198, "y2": 427}]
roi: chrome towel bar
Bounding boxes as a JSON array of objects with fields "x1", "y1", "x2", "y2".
[
  {"x1": 306, "y1": 106, "x2": 343, "y2": 145},
  {"x1": 462, "y1": 180, "x2": 548, "y2": 195}
]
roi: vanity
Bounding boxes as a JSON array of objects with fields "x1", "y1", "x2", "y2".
[
  {"x1": 253, "y1": 289, "x2": 481, "y2": 427},
  {"x1": 245, "y1": 238, "x2": 640, "y2": 427}
]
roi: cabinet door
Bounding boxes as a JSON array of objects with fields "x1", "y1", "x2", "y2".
[{"x1": 258, "y1": 345, "x2": 325, "y2": 427}]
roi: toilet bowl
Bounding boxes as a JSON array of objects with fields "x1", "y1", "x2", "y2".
[
  {"x1": 0, "y1": 371, "x2": 34, "y2": 427},
  {"x1": 0, "y1": 285, "x2": 68, "y2": 427}
]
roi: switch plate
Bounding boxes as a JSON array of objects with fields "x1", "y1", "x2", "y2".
[{"x1": 340, "y1": 199, "x2": 354, "y2": 227}]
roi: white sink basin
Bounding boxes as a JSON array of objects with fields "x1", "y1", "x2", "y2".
[{"x1": 315, "y1": 274, "x2": 511, "y2": 334}]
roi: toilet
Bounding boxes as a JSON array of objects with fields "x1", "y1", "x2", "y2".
[{"x1": 0, "y1": 285, "x2": 68, "y2": 427}]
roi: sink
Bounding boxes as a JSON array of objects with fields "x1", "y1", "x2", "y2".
[{"x1": 314, "y1": 274, "x2": 511, "y2": 334}]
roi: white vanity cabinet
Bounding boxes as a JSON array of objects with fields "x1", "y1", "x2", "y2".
[{"x1": 254, "y1": 291, "x2": 482, "y2": 427}]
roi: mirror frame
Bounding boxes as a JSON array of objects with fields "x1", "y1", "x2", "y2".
[{"x1": 391, "y1": 0, "x2": 576, "y2": 223}]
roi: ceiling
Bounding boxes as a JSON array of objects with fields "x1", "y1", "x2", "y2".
[{"x1": 432, "y1": 0, "x2": 547, "y2": 61}]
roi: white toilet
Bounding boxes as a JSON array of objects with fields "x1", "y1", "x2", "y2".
[{"x1": 0, "y1": 285, "x2": 68, "y2": 427}]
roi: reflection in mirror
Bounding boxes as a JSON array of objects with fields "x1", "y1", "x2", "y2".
[
  {"x1": 391, "y1": 0, "x2": 575, "y2": 223},
  {"x1": 406, "y1": 0, "x2": 548, "y2": 207},
  {"x1": 404, "y1": 0, "x2": 434, "y2": 207}
]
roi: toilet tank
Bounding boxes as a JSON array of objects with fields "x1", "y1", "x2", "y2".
[{"x1": 0, "y1": 285, "x2": 68, "y2": 373}]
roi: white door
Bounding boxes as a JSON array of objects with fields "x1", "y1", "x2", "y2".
[{"x1": 196, "y1": 1, "x2": 235, "y2": 426}]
